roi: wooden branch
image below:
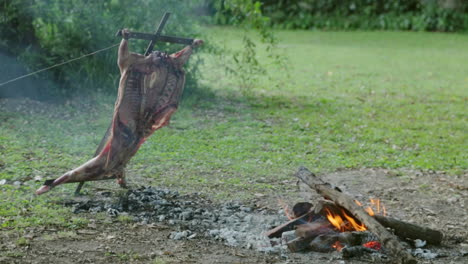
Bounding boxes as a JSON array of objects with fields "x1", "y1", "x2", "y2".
[
  {"x1": 265, "y1": 210, "x2": 318, "y2": 238},
  {"x1": 295, "y1": 166, "x2": 417, "y2": 264},
  {"x1": 373, "y1": 215, "x2": 443, "y2": 245}
]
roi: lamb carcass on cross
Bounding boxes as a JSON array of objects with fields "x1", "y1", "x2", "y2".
[{"x1": 36, "y1": 29, "x2": 203, "y2": 195}]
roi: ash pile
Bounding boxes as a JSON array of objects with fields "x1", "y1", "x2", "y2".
[
  {"x1": 66, "y1": 186, "x2": 286, "y2": 252},
  {"x1": 65, "y1": 184, "x2": 454, "y2": 263}
]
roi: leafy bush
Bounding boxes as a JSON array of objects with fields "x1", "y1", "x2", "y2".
[
  {"x1": 212, "y1": 0, "x2": 468, "y2": 32},
  {"x1": 212, "y1": 0, "x2": 287, "y2": 93},
  {"x1": 259, "y1": 0, "x2": 468, "y2": 31},
  {"x1": 0, "y1": 0, "x2": 206, "y2": 99}
]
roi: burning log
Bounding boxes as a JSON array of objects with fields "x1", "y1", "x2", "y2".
[
  {"x1": 286, "y1": 220, "x2": 334, "y2": 252},
  {"x1": 295, "y1": 166, "x2": 418, "y2": 264},
  {"x1": 287, "y1": 229, "x2": 380, "y2": 253},
  {"x1": 267, "y1": 200, "x2": 346, "y2": 239},
  {"x1": 316, "y1": 199, "x2": 443, "y2": 245},
  {"x1": 308, "y1": 231, "x2": 378, "y2": 253}
]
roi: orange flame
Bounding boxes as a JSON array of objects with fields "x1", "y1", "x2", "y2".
[
  {"x1": 355, "y1": 198, "x2": 387, "y2": 217},
  {"x1": 342, "y1": 211, "x2": 367, "y2": 231},
  {"x1": 325, "y1": 198, "x2": 386, "y2": 252},
  {"x1": 325, "y1": 208, "x2": 346, "y2": 231},
  {"x1": 363, "y1": 241, "x2": 381, "y2": 251},
  {"x1": 365, "y1": 207, "x2": 375, "y2": 216},
  {"x1": 325, "y1": 208, "x2": 367, "y2": 232}
]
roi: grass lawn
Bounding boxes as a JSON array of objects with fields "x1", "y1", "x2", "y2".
[{"x1": 0, "y1": 29, "x2": 467, "y2": 231}]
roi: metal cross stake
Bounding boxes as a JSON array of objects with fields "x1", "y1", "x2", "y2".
[{"x1": 116, "y1": 12, "x2": 195, "y2": 55}]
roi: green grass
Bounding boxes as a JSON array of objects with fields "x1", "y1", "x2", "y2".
[
  {"x1": 202, "y1": 29, "x2": 467, "y2": 173},
  {"x1": 0, "y1": 29, "x2": 467, "y2": 230}
]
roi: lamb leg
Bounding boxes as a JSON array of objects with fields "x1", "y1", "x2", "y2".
[{"x1": 75, "y1": 121, "x2": 113, "y2": 195}]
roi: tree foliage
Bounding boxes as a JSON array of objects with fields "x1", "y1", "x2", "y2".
[
  {"x1": 260, "y1": 0, "x2": 468, "y2": 31},
  {"x1": 0, "y1": 0, "x2": 206, "y2": 98}
]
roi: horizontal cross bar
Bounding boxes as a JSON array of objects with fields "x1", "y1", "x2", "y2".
[{"x1": 119, "y1": 31, "x2": 194, "y2": 45}]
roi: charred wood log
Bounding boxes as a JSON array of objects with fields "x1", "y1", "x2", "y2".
[
  {"x1": 373, "y1": 215, "x2": 443, "y2": 245},
  {"x1": 295, "y1": 166, "x2": 417, "y2": 264},
  {"x1": 295, "y1": 221, "x2": 333, "y2": 239},
  {"x1": 290, "y1": 230, "x2": 379, "y2": 253},
  {"x1": 265, "y1": 210, "x2": 320, "y2": 238},
  {"x1": 342, "y1": 245, "x2": 379, "y2": 258},
  {"x1": 286, "y1": 237, "x2": 312, "y2": 252},
  {"x1": 312, "y1": 231, "x2": 377, "y2": 252},
  {"x1": 287, "y1": 220, "x2": 335, "y2": 252},
  {"x1": 292, "y1": 202, "x2": 313, "y2": 218}
]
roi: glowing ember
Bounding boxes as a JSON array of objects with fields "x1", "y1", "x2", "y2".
[
  {"x1": 363, "y1": 241, "x2": 381, "y2": 251},
  {"x1": 332, "y1": 241, "x2": 344, "y2": 252}
]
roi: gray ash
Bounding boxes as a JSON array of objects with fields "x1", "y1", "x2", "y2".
[
  {"x1": 63, "y1": 187, "x2": 450, "y2": 262},
  {"x1": 66, "y1": 186, "x2": 286, "y2": 252}
]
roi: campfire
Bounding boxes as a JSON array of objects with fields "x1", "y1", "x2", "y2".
[
  {"x1": 265, "y1": 167, "x2": 443, "y2": 264},
  {"x1": 272, "y1": 199, "x2": 384, "y2": 254}
]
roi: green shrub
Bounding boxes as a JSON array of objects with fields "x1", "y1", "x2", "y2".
[
  {"x1": 0, "y1": 0, "x2": 206, "y2": 99},
  {"x1": 259, "y1": 0, "x2": 468, "y2": 31},
  {"x1": 212, "y1": 0, "x2": 468, "y2": 32},
  {"x1": 211, "y1": 0, "x2": 287, "y2": 94}
]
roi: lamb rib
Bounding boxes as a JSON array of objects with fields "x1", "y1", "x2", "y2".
[{"x1": 36, "y1": 30, "x2": 203, "y2": 195}]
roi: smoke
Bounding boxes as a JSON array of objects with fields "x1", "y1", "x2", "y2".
[{"x1": 0, "y1": 51, "x2": 56, "y2": 100}]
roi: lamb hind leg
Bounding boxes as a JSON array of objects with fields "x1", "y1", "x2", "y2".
[
  {"x1": 36, "y1": 155, "x2": 107, "y2": 195},
  {"x1": 74, "y1": 121, "x2": 114, "y2": 196}
]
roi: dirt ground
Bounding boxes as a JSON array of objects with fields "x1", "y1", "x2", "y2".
[{"x1": 1, "y1": 169, "x2": 467, "y2": 264}]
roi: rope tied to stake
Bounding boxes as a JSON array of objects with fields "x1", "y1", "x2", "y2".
[{"x1": 0, "y1": 43, "x2": 120, "y2": 87}]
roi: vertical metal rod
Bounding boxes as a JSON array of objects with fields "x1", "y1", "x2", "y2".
[
  {"x1": 144, "y1": 12, "x2": 171, "y2": 56},
  {"x1": 75, "y1": 182, "x2": 85, "y2": 196}
]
